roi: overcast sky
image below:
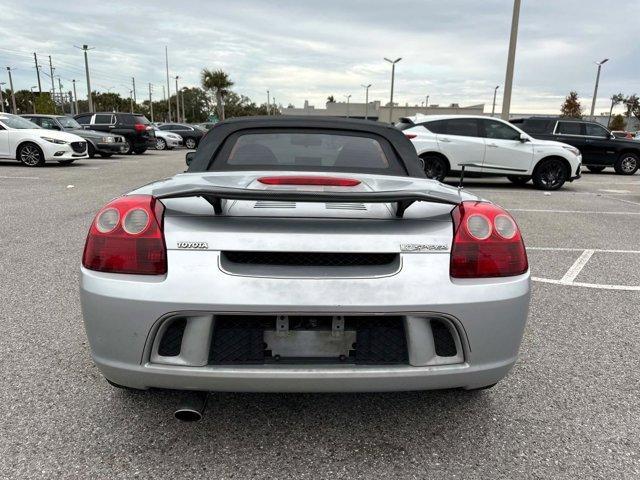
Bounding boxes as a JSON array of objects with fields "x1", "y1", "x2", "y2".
[{"x1": 1, "y1": 0, "x2": 638, "y2": 114}]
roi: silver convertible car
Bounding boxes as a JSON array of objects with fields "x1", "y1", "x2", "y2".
[{"x1": 80, "y1": 117, "x2": 530, "y2": 409}]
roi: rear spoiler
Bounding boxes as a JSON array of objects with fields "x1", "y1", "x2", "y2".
[{"x1": 153, "y1": 184, "x2": 461, "y2": 218}]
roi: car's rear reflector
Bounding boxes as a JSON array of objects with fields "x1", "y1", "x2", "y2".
[
  {"x1": 82, "y1": 195, "x2": 166, "y2": 275},
  {"x1": 404, "y1": 133, "x2": 417, "y2": 139},
  {"x1": 450, "y1": 201, "x2": 528, "y2": 278},
  {"x1": 258, "y1": 176, "x2": 361, "y2": 187}
]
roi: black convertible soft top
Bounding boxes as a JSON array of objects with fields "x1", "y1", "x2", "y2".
[{"x1": 186, "y1": 116, "x2": 426, "y2": 178}]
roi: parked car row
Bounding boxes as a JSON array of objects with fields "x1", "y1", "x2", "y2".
[{"x1": 0, "y1": 112, "x2": 206, "y2": 167}]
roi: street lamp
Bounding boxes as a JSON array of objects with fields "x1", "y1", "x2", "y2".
[
  {"x1": 425, "y1": 94, "x2": 429, "y2": 114},
  {"x1": 491, "y1": 85, "x2": 500, "y2": 117},
  {"x1": 361, "y1": 84, "x2": 371, "y2": 120},
  {"x1": 345, "y1": 94, "x2": 352, "y2": 118},
  {"x1": 384, "y1": 57, "x2": 402, "y2": 123},
  {"x1": 590, "y1": 58, "x2": 609, "y2": 120}
]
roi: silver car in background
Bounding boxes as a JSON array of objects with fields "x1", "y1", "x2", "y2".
[{"x1": 80, "y1": 117, "x2": 530, "y2": 398}]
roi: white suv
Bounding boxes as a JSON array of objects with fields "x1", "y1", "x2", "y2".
[{"x1": 398, "y1": 114, "x2": 582, "y2": 190}]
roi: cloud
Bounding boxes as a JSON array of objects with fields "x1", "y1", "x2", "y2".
[{"x1": 1, "y1": 0, "x2": 638, "y2": 114}]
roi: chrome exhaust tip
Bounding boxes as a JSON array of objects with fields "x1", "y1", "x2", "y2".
[{"x1": 174, "y1": 392, "x2": 208, "y2": 422}]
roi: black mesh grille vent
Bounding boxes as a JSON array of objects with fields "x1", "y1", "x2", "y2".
[{"x1": 223, "y1": 251, "x2": 397, "y2": 267}]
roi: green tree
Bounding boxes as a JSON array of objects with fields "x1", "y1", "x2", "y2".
[
  {"x1": 327, "y1": 95, "x2": 336, "y2": 103},
  {"x1": 609, "y1": 114, "x2": 626, "y2": 131},
  {"x1": 201, "y1": 69, "x2": 234, "y2": 120},
  {"x1": 560, "y1": 91, "x2": 582, "y2": 118},
  {"x1": 607, "y1": 93, "x2": 625, "y2": 127},
  {"x1": 34, "y1": 92, "x2": 56, "y2": 114}
]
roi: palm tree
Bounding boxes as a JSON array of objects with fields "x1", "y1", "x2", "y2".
[
  {"x1": 608, "y1": 93, "x2": 625, "y2": 128},
  {"x1": 201, "y1": 69, "x2": 234, "y2": 120}
]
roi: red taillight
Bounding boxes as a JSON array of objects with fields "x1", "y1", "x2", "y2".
[
  {"x1": 450, "y1": 201, "x2": 528, "y2": 278},
  {"x1": 82, "y1": 195, "x2": 167, "y2": 275},
  {"x1": 404, "y1": 133, "x2": 417, "y2": 139},
  {"x1": 134, "y1": 123, "x2": 147, "y2": 132},
  {"x1": 258, "y1": 176, "x2": 361, "y2": 187}
]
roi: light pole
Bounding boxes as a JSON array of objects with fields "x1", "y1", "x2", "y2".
[
  {"x1": 501, "y1": 0, "x2": 521, "y2": 120},
  {"x1": 345, "y1": 94, "x2": 351, "y2": 118},
  {"x1": 30, "y1": 86, "x2": 37, "y2": 113},
  {"x1": 6, "y1": 67, "x2": 17, "y2": 114},
  {"x1": 425, "y1": 94, "x2": 429, "y2": 114},
  {"x1": 384, "y1": 57, "x2": 402, "y2": 124},
  {"x1": 165, "y1": 46, "x2": 171, "y2": 122},
  {"x1": 590, "y1": 58, "x2": 609, "y2": 120},
  {"x1": 76, "y1": 45, "x2": 94, "y2": 113},
  {"x1": 361, "y1": 84, "x2": 371, "y2": 119},
  {"x1": 72, "y1": 79, "x2": 79, "y2": 114},
  {"x1": 266, "y1": 89, "x2": 270, "y2": 115},
  {"x1": 491, "y1": 85, "x2": 500, "y2": 117},
  {"x1": 174, "y1": 76, "x2": 180, "y2": 123},
  {"x1": 0, "y1": 81, "x2": 5, "y2": 113}
]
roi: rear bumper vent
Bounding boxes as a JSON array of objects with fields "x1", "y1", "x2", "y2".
[
  {"x1": 158, "y1": 318, "x2": 187, "y2": 357},
  {"x1": 222, "y1": 251, "x2": 398, "y2": 267}
]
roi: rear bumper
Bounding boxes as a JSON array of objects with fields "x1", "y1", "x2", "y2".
[
  {"x1": 80, "y1": 251, "x2": 530, "y2": 392},
  {"x1": 96, "y1": 358, "x2": 516, "y2": 393}
]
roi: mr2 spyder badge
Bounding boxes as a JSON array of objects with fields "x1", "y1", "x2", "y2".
[
  {"x1": 177, "y1": 241, "x2": 209, "y2": 249},
  {"x1": 400, "y1": 243, "x2": 449, "y2": 252}
]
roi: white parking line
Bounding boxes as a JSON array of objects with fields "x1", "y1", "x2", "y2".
[
  {"x1": 531, "y1": 277, "x2": 640, "y2": 292},
  {"x1": 0, "y1": 175, "x2": 40, "y2": 180},
  {"x1": 509, "y1": 208, "x2": 640, "y2": 215},
  {"x1": 559, "y1": 249, "x2": 594, "y2": 283},
  {"x1": 602, "y1": 195, "x2": 640, "y2": 207},
  {"x1": 528, "y1": 247, "x2": 640, "y2": 254},
  {"x1": 528, "y1": 247, "x2": 640, "y2": 291}
]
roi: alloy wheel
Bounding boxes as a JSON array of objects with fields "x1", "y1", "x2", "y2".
[
  {"x1": 156, "y1": 138, "x2": 166, "y2": 150},
  {"x1": 185, "y1": 138, "x2": 197, "y2": 149},
  {"x1": 20, "y1": 145, "x2": 42, "y2": 166},
  {"x1": 539, "y1": 161, "x2": 564, "y2": 188},
  {"x1": 620, "y1": 156, "x2": 637, "y2": 173}
]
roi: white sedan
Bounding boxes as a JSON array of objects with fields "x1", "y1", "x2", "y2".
[
  {"x1": 152, "y1": 127, "x2": 183, "y2": 150},
  {"x1": 0, "y1": 114, "x2": 88, "y2": 166}
]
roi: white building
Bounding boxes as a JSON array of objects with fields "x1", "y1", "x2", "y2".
[{"x1": 283, "y1": 100, "x2": 485, "y2": 123}]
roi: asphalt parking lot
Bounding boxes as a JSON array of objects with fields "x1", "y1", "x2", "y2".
[{"x1": 1, "y1": 150, "x2": 638, "y2": 479}]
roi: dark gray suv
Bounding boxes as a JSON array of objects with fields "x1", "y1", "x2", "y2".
[{"x1": 21, "y1": 114, "x2": 127, "y2": 158}]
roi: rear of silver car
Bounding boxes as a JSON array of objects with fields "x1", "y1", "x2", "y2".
[{"x1": 80, "y1": 172, "x2": 530, "y2": 392}]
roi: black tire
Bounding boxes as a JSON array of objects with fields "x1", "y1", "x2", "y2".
[
  {"x1": 507, "y1": 175, "x2": 531, "y2": 185},
  {"x1": 134, "y1": 147, "x2": 147, "y2": 154},
  {"x1": 123, "y1": 139, "x2": 134, "y2": 155},
  {"x1": 17, "y1": 142, "x2": 45, "y2": 167},
  {"x1": 155, "y1": 138, "x2": 167, "y2": 150},
  {"x1": 184, "y1": 137, "x2": 197, "y2": 149},
  {"x1": 57, "y1": 160, "x2": 75, "y2": 166},
  {"x1": 587, "y1": 166, "x2": 606, "y2": 173},
  {"x1": 614, "y1": 152, "x2": 639, "y2": 175},
  {"x1": 87, "y1": 142, "x2": 96, "y2": 158},
  {"x1": 99, "y1": 153, "x2": 113, "y2": 158},
  {"x1": 532, "y1": 158, "x2": 567, "y2": 190},
  {"x1": 421, "y1": 154, "x2": 448, "y2": 181}
]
